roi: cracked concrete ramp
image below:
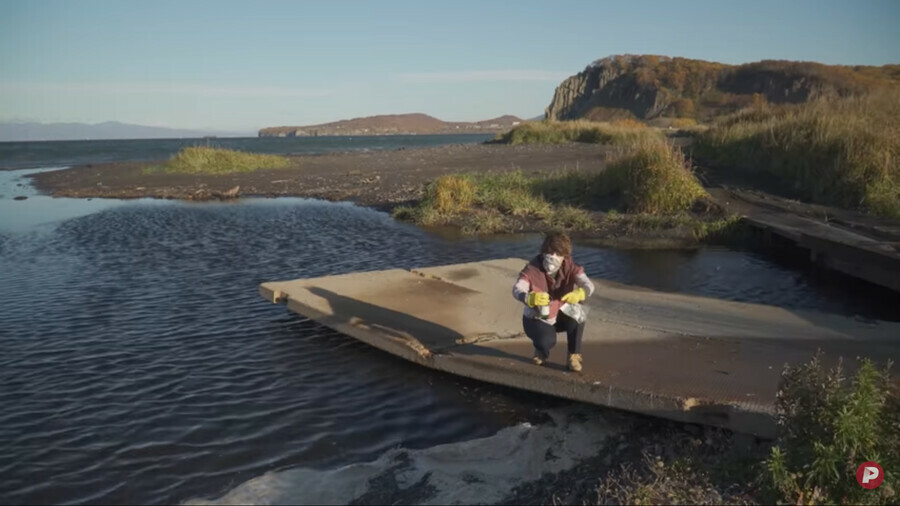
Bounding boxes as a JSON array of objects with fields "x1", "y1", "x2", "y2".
[{"x1": 260, "y1": 258, "x2": 900, "y2": 437}]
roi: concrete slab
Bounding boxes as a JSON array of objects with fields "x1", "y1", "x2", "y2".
[{"x1": 260, "y1": 258, "x2": 900, "y2": 437}]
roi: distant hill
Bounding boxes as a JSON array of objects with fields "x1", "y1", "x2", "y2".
[
  {"x1": 545, "y1": 55, "x2": 900, "y2": 122},
  {"x1": 259, "y1": 113, "x2": 524, "y2": 137},
  {"x1": 0, "y1": 121, "x2": 249, "y2": 142}
]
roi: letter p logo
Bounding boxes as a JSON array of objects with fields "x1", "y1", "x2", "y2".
[
  {"x1": 857, "y1": 462, "x2": 884, "y2": 489},
  {"x1": 863, "y1": 467, "x2": 879, "y2": 483}
]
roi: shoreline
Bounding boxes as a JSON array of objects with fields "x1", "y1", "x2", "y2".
[
  {"x1": 27, "y1": 143, "x2": 611, "y2": 204},
  {"x1": 22, "y1": 143, "x2": 734, "y2": 249}
]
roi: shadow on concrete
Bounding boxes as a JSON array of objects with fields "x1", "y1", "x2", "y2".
[
  {"x1": 304, "y1": 287, "x2": 465, "y2": 350},
  {"x1": 448, "y1": 340, "x2": 571, "y2": 371}
]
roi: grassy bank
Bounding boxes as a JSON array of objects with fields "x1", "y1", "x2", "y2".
[
  {"x1": 394, "y1": 137, "x2": 728, "y2": 240},
  {"x1": 494, "y1": 119, "x2": 662, "y2": 146},
  {"x1": 696, "y1": 92, "x2": 900, "y2": 217},
  {"x1": 144, "y1": 146, "x2": 291, "y2": 175}
]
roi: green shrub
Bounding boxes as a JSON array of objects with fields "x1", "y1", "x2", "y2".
[{"x1": 763, "y1": 354, "x2": 898, "y2": 505}]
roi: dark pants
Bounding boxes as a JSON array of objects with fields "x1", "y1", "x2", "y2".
[{"x1": 522, "y1": 313, "x2": 584, "y2": 357}]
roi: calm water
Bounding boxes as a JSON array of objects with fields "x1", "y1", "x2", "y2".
[
  {"x1": 1, "y1": 138, "x2": 897, "y2": 504},
  {"x1": 0, "y1": 134, "x2": 494, "y2": 170}
]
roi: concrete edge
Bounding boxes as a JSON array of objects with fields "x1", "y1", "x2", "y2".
[{"x1": 260, "y1": 280, "x2": 776, "y2": 437}]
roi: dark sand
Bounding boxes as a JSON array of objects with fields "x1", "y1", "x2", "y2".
[{"x1": 28, "y1": 143, "x2": 612, "y2": 211}]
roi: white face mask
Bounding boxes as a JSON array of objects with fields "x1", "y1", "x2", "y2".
[{"x1": 543, "y1": 253, "x2": 563, "y2": 274}]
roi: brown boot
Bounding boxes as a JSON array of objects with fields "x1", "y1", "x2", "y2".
[
  {"x1": 532, "y1": 349, "x2": 548, "y2": 366},
  {"x1": 567, "y1": 353, "x2": 583, "y2": 372}
]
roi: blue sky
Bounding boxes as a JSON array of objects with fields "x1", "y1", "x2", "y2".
[{"x1": 1, "y1": 0, "x2": 898, "y2": 132}]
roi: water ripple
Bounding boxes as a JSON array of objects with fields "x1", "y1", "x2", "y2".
[{"x1": 1, "y1": 198, "x2": 897, "y2": 504}]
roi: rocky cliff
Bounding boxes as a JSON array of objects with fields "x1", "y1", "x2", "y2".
[
  {"x1": 259, "y1": 113, "x2": 523, "y2": 137},
  {"x1": 545, "y1": 55, "x2": 900, "y2": 121}
]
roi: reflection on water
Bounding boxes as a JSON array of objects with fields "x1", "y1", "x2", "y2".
[
  {"x1": 0, "y1": 168, "x2": 137, "y2": 233},
  {"x1": 1, "y1": 171, "x2": 897, "y2": 504}
]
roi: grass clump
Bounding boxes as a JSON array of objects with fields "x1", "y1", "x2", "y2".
[
  {"x1": 691, "y1": 214, "x2": 751, "y2": 243},
  {"x1": 146, "y1": 146, "x2": 291, "y2": 175},
  {"x1": 547, "y1": 205, "x2": 596, "y2": 231},
  {"x1": 600, "y1": 138, "x2": 709, "y2": 214},
  {"x1": 396, "y1": 136, "x2": 714, "y2": 235},
  {"x1": 395, "y1": 140, "x2": 712, "y2": 234},
  {"x1": 475, "y1": 171, "x2": 553, "y2": 218},
  {"x1": 495, "y1": 120, "x2": 661, "y2": 146},
  {"x1": 395, "y1": 171, "x2": 555, "y2": 232},
  {"x1": 696, "y1": 92, "x2": 900, "y2": 217},
  {"x1": 423, "y1": 175, "x2": 476, "y2": 216},
  {"x1": 460, "y1": 209, "x2": 506, "y2": 235},
  {"x1": 763, "y1": 354, "x2": 898, "y2": 505}
]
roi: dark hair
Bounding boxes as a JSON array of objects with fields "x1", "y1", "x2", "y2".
[{"x1": 540, "y1": 232, "x2": 572, "y2": 256}]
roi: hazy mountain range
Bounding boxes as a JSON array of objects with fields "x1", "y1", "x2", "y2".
[{"x1": 0, "y1": 121, "x2": 251, "y2": 142}]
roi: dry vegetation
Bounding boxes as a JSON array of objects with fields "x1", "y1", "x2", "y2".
[
  {"x1": 697, "y1": 92, "x2": 900, "y2": 217},
  {"x1": 493, "y1": 119, "x2": 661, "y2": 146},
  {"x1": 393, "y1": 134, "x2": 726, "y2": 238},
  {"x1": 144, "y1": 146, "x2": 291, "y2": 175},
  {"x1": 602, "y1": 138, "x2": 708, "y2": 214}
]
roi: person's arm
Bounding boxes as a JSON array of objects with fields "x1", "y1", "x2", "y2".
[
  {"x1": 574, "y1": 271, "x2": 595, "y2": 298},
  {"x1": 562, "y1": 266, "x2": 594, "y2": 304},
  {"x1": 512, "y1": 274, "x2": 531, "y2": 304}
]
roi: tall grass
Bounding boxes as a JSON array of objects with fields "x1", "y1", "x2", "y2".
[
  {"x1": 599, "y1": 138, "x2": 709, "y2": 214},
  {"x1": 395, "y1": 138, "x2": 710, "y2": 234},
  {"x1": 404, "y1": 173, "x2": 553, "y2": 227},
  {"x1": 495, "y1": 120, "x2": 662, "y2": 146},
  {"x1": 147, "y1": 146, "x2": 291, "y2": 174},
  {"x1": 697, "y1": 92, "x2": 900, "y2": 217}
]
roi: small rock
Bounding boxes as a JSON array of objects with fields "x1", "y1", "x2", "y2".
[
  {"x1": 221, "y1": 185, "x2": 240, "y2": 199},
  {"x1": 13, "y1": 196, "x2": 28, "y2": 201}
]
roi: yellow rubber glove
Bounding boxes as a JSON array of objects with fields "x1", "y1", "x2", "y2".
[
  {"x1": 561, "y1": 287, "x2": 586, "y2": 304},
  {"x1": 526, "y1": 291, "x2": 550, "y2": 307}
]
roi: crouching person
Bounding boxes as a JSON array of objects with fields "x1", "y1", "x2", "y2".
[{"x1": 512, "y1": 232, "x2": 594, "y2": 372}]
